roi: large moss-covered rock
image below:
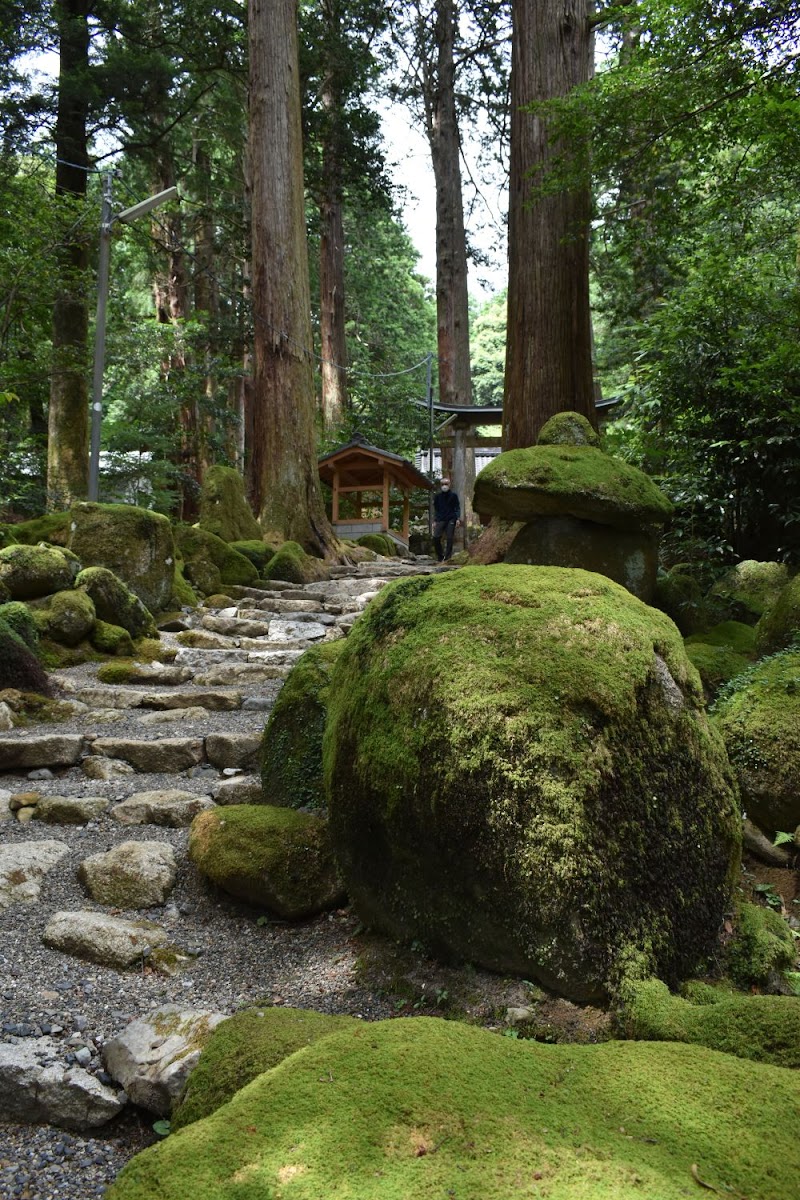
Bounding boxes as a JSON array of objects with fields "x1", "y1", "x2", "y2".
[
  {"x1": 0, "y1": 544, "x2": 80, "y2": 599},
  {"x1": 0, "y1": 617, "x2": 52, "y2": 694},
  {"x1": 473, "y1": 443, "x2": 674, "y2": 531},
  {"x1": 68, "y1": 503, "x2": 175, "y2": 613},
  {"x1": 30, "y1": 589, "x2": 96, "y2": 647},
  {"x1": 106, "y1": 1017, "x2": 800, "y2": 1200},
  {"x1": 11, "y1": 512, "x2": 70, "y2": 546},
  {"x1": 174, "y1": 526, "x2": 258, "y2": 593},
  {"x1": 75, "y1": 566, "x2": 157, "y2": 639},
  {"x1": 726, "y1": 901, "x2": 797, "y2": 989},
  {"x1": 537, "y1": 410, "x2": 602, "y2": 448},
  {"x1": 188, "y1": 805, "x2": 346, "y2": 919},
  {"x1": 713, "y1": 650, "x2": 800, "y2": 833},
  {"x1": 171, "y1": 1007, "x2": 355, "y2": 1131},
  {"x1": 197, "y1": 465, "x2": 263, "y2": 543},
  {"x1": 754, "y1": 572, "x2": 800, "y2": 656},
  {"x1": 685, "y1": 642, "x2": 751, "y2": 701},
  {"x1": 709, "y1": 560, "x2": 790, "y2": 626},
  {"x1": 262, "y1": 540, "x2": 327, "y2": 585},
  {"x1": 622, "y1": 977, "x2": 800, "y2": 1068},
  {"x1": 357, "y1": 533, "x2": 397, "y2": 557},
  {"x1": 229, "y1": 540, "x2": 274, "y2": 573},
  {"x1": 653, "y1": 564, "x2": 707, "y2": 635},
  {"x1": 0, "y1": 601, "x2": 39, "y2": 650},
  {"x1": 505, "y1": 514, "x2": 658, "y2": 601},
  {"x1": 261, "y1": 641, "x2": 345, "y2": 809},
  {"x1": 91, "y1": 620, "x2": 135, "y2": 657},
  {"x1": 325, "y1": 566, "x2": 740, "y2": 1002}
]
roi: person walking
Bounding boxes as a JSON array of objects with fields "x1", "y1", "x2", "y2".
[{"x1": 433, "y1": 477, "x2": 460, "y2": 561}]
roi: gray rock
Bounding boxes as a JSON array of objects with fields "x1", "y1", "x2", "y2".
[
  {"x1": 0, "y1": 1037, "x2": 124, "y2": 1130},
  {"x1": 137, "y1": 689, "x2": 243, "y2": 712},
  {"x1": 0, "y1": 840, "x2": 71, "y2": 908},
  {"x1": 42, "y1": 910, "x2": 168, "y2": 967},
  {"x1": 84, "y1": 708, "x2": 128, "y2": 724},
  {"x1": 138, "y1": 707, "x2": 209, "y2": 726},
  {"x1": 743, "y1": 818, "x2": 793, "y2": 867},
  {"x1": 242, "y1": 696, "x2": 273, "y2": 711},
  {"x1": 112, "y1": 789, "x2": 214, "y2": 828},
  {"x1": 33, "y1": 795, "x2": 110, "y2": 825},
  {"x1": 192, "y1": 663, "x2": 291, "y2": 687},
  {"x1": 72, "y1": 686, "x2": 143, "y2": 709},
  {"x1": 212, "y1": 775, "x2": 265, "y2": 805},
  {"x1": 268, "y1": 619, "x2": 328, "y2": 642},
  {"x1": 79, "y1": 841, "x2": 178, "y2": 908},
  {"x1": 81, "y1": 756, "x2": 136, "y2": 780},
  {"x1": 201, "y1": 614, "x2": 272, "y2": 638},
  {"x1": 102, "y1": 1007, "x2": 228, "y2": 1116},
  {"x1": 90, "y1": 738, "x2": 204, "y2": 773},
  {"x1": 0, "y1": 735, "x2": 85, "y2": 770},
  {"x1": 0, "y1": 700, "x2": 15, "y2": 731},
  {"x1": 205, "y1": 733, "x2": 262, "y2": 771}
]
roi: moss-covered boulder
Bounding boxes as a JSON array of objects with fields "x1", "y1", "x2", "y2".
[
  {"x1": 709, "y1": 560, "x2": 790, "y2": 626},
  {"x1": 754, "y1": 572, "x2": 800, "y2": 656},
  {"x1": 30, "y1": 588, "x2": 96, "y2": 647},
  {"x1": 325, "y1": 565, "x2": 740, "y2": 1003},
  {"x1": 0, "y1": 526, "x2": 18, "y2": 548},
  {"x1": 172, "y1": 1007, "x2": 355, "y2": 1132},
  {"x1": 261, "y1": 641, "x2": 346, "y2": 809},
  {"x1": 726, "y1": 900, "x2": 797, "y2": 990},
  {"x1": 262, "y1": 540, "x2": 327, "y2": 585},
  {"x1": 357, "y1": 533, "x2": 397, "y2": 557},
  {"x1": 188, "y1": 805, "x2": 346, "y2": 919},
  {"x1": 174, "y1": 526, "x2": 258, "y2": 594},
  {"x1": 537, "y1": 409, "x2": 602, "y2": 448},
  {"x1": 229, "y1": 540, "x2": 274, "y2": 573},
  {"x1": 68, "y1": 503, "x2": 175, "y2": 614},
  {"x1": 0, "y1": 601, "x2": 39, "y2": 650},
  {"x1": 473, "y1": 441, "x2": 674, "y2": 531},
  {"x1": 652, "y1": 564, "x2": 707, "y2": 635},
  {"x1": 11, "y1": 512, "x2": 70, "y2": 546},
  {"x1": 622, "y1": 977, "x2": 800, "y2": 1068},
  {"x1": 685, "y1": 641, "x2": 751, "y2": 701},
  {"x1": 713, "y1": 649, "x2": 800, "y2": 833},
  {"x1": 106, "y1": 1017, "x2": 800, "y2": 1200},
  {"x1": 0, "y1": 617, "x2": 52, "y2": 694},
  {"x1": 91, "y1": 619, "x2": 135, "y2": 656},
  {"x1": 0, "y1": 543, "x2": 80, "y2": 599},
  {"x1": 197, "y1": 465, "x2": 263, "y2": 543},
  {"x1": 686, "y1": 620, "x2": 757, "y2": 654},
  {"x1": 170, "y1": 561, "x2": 199, "y2": 609},
  {"x1": 75, "y1": 566, "x2": 157, "y2": 639}
]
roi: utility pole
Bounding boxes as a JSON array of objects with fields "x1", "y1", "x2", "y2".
[{"x1": 88, "y1": 178, "x2": 179, "y2": 501}]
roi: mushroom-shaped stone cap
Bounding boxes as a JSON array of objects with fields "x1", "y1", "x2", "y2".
[{"x1": 474, "y1": 438, "x2": 674, "y2": 531}]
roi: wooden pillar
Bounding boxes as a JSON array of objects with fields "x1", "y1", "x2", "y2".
[
  {"x1": 355, "y1": 492, "x2": 362, "y2": 519},
  {"x1": 332, "y1": 469, "x2": 340, "y2": 524},
  {"x1": 402, "y1": 490, "x2": 410, "y2": 541},
  {"x1": 382, "y1": 468, "x2": 390, "y2": 531}
]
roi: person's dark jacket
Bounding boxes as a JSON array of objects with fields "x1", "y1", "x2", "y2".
[{"x1": 433, "y1": 488, "x2": 460, "y2": 523}]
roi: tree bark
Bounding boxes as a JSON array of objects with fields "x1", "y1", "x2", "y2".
[
  {"x1": 248, "y1": 0, "x2": 337, "y2": 555},
  {"x1": 47, "y1": 0, "x2": 90, "y2": 508},
  {"x1": 503, "y1": 0, "x2": 596, "y2": 450}
]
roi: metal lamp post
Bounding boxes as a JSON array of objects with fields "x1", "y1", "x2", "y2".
[{"x1": 88, "y1": 177, "x2": 179, "y2": 501}]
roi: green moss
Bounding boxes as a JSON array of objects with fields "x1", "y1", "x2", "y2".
[
  {"x1": 106, "y1": 1017, "x2": 800, "y2": 1200},
  {"x1": 91, "y1": 619, "x2": 135, "y2": 656},
  {"x1": 197, "y1": 465, "x2": 262, "y2": 542},
  {"x1": 174, "y1": 525, "x2": 258, "y2": 589},
  {"x1": 0, "y1": 601, "x2": 39, "y2": 650},
  {"x1": 75, "y1": 566, "x2": 157, "y2": 638},
  {"x1": 170, "y1": 561, "x2": 199, "y2": 609},
  {"x1": 0, "y1": 543, "x2": 80, "y2": 600},
  {"x1": 0, "y1": 525, "x2": 18, "y2": 548},
  {"x1": 188, "y1": 804, "x2": 345, "y2": 919},
  {"x1": 229, "y1": 539, "x2": 275, "y2": 572},
  {"x1": 0, "y1": 690, "x2": 75, "y2": 723},
  {"x1": 11, "y1": 511, "x2": 70, "y2": 546},
  {"x1": 685, "y1": 642, "x2": 751, "y2": 701},
  {"x1": 68, "y1": 502, "x2": 175, "y2": 614},
  {"x1": 474, "y1": 444, "x2": 674, "y2": 529},
  {"x1": 37, "y1": 638, "x2": 101, "y2": 669},
  {"x1": 537, "y1": 410, "x2": 601, "y2": 448},
  {"x1": 172, "y1": 1007, "x2": 355, "y2": 1131},
  {"x1": 325, "y1": 565, "x2": 740, "y2": 1002},
  {"x1": 622, "y1": 977, "x2": 800, "y2": 1067},
  {"x1": 30, "y1": 588, "x2": 96, "y2": 647},
  {"x1": 0, "y1": 616, "x2": 52, "y2": 694},
  {"x1": 653, "y1": 565, "x2": 707, "y2": 635},
  {"x1": 713, "y1": 649, "x2": 800, "y2": 832},
  {"x1": 261, "y1": 641, "x2": 346, "y2": 809},
  {"x1": 262, "y1": 540, "x2": 326, "y2": 585},
  {"x1": 726, "y1": 901, "x2": 796, "y2": 989},
  {"x1": 709, "y1": 560, "x2": 790, "y2": 625},
  {"x1": 95, "y1": 650, "x2": 166, "y2": 683},
  {"x1": 686, "y1": 620, "x2": 757, "y2": 653},
  {"x1": 755, "y1": 572, "x2": 800, "y2": 656},
  {"x1": 357, "y1": 534, "x2": 397, "y2": 557}
]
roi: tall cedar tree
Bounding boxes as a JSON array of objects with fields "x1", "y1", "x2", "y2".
[
  {"x1": 503, "y1": 0, "x2": 595, "y2": 448},
  {"x1": 248, "y1": 0, "x2": 337, "y2": 555},
  {"x1": 48, "y1": 0, "x2": 91, "y2": 506}
]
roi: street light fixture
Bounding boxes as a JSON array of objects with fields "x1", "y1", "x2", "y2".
[{"x1": 88, "y1": 177, "x2": 179, "y2": 501}]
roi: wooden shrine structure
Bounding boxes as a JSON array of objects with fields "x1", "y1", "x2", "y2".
[{"x1": 318, "y1": 434, "x2": 432, "y2": 545}]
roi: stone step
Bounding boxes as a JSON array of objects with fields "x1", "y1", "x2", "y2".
[
  {"x1": 238, "y1": 597, "x2": 326, "y2": 614},
  {"x1": 236, "y1": 607, "x2": 336, "y2": 626},
  {"x1": 173, "y1": 647, "x2": 303, "y2": 668},
  {"x1": 200, "y1": 614, "x2": 272, "y2": 639},
  {"x1": 191, "y1": 663, "x2": 291, "y2": 687},
  {"x1": 0, "y1": 735, "x2": 86, "y2": 771},
  {"x1": 225, "y1": 581, "x2": 295, "y2": 599}
]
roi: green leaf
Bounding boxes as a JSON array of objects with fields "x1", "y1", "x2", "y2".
[{"x1": 152, "y1": 1119, "x2": 171, "y2": 1137}]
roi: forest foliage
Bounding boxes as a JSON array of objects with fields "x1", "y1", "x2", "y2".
[{"x1": 1, "y1": 0, "x2": 799, "y2": 564}]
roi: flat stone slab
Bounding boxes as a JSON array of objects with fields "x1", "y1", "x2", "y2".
[
  {"x1": 0, "y1": 840, "x2": 71, "y2": 908},
  {"x1": 193, "y1": 664, "x2": 291, "y2": 687},
  {"x1": 267, "y1": 619, "x2": 328, "y2": 642},
  {"x1": 33, "y1": 795, "x2": 110, "y2": 825},
  {"x1": 138, "y1": 708, "x2": 210, "y2": 726},
  {"x1": 90, "y1": 738, "x2": 205, "y2": 773},
  {"x1": 201, "y1": 614, "x2": 272, "y2": 639},
  {"x1": 82, "y1": 756, "x2": 136, "y2": 781},
  {"x1": 240, "y1": 598, "x2": 325, "y2": 615},
  {"x1": 0, "y1": 735, "x2": 86, "y2": 770},
  {"x1": 212, "y1": 775, "x2": 265, "y2": 804},
  {"x1": 102, "y1": 1007, "x2": 228, "y2": 1116},
  {"x1": 205, "y1": 733, "x2": 262, "y2": 771},
  {"x1": 79, "y1": 841, "x2": 177, "y2": 908},
  {"x1": 0, "y1": 1038, "x2": 124, "y2": 1130},
  {"x1": 112, "y1": 789, "x2": 214, "y2": 828},
  {"x1": 63, "y1": 686, "x2": 142, "y2": 710},
  {"x1": 137, "y1": 689, "x2": 243, "y2": 712},
  {"x1": 43, "y1": 910, "x2": 168, "y2": 968}
]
